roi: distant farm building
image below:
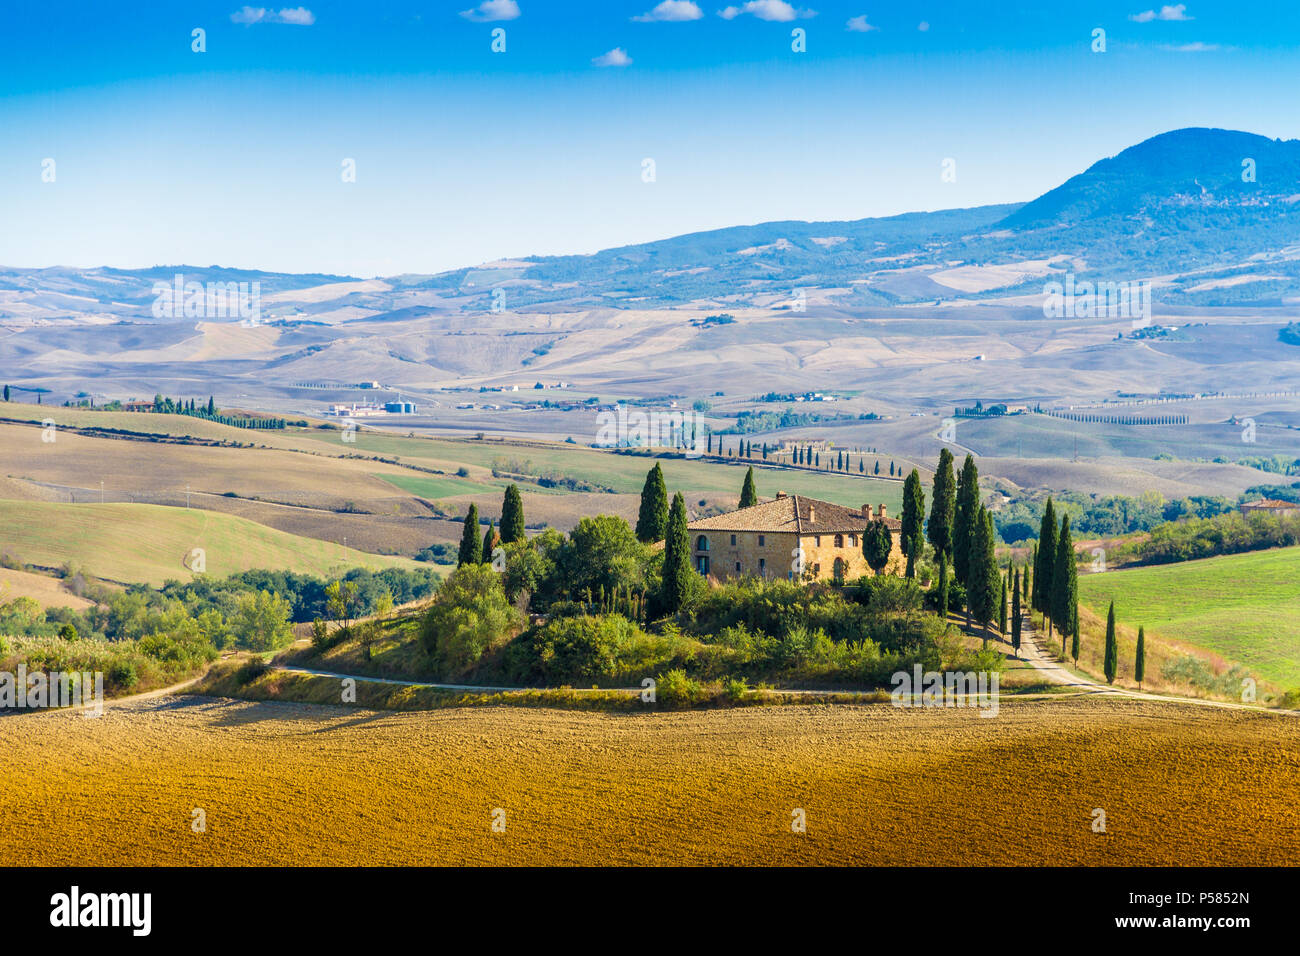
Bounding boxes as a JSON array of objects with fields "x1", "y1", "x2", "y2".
[
  {"x1": 1240, "y1": 499, "x2": 1300, "y2": 519},
  {"x1": 687, "y1": 493, "x2": 903, "y2": 583}
]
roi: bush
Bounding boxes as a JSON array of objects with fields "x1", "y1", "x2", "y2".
[
  {"x1": 108, "y1": 659, "x2": 139, "y2": 690},
  {"x1": 236, "y1": 657, "x2": 269, "y2": 685},
  {"x1": 418, "y1": 564, "x2": 521, "y2": 675},
  {"x1": 656, "y1": 668, "x2": 705, "y2": 707}
]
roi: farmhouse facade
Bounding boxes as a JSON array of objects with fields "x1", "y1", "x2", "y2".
[
  {"x1": 1240, "y1": 498, "x2": 1300, "y2": 519},
  {"x1": 687, "y1": 493, "x2": 904, "y2": 583}
]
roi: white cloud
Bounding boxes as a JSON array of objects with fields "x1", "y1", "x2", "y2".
[
  {"x1": 845, "y1": 14, "x2": 877, "y2": 32},
  {"x1": 718, "y1": 2, "x2": 816, "y2": 22},
  {"x1": 1159, "y1": 41, "x2": 1218, "y2": 51},
  {"x1": 917, "y1": 20, "x2": 929, "y2": 31},
  {"x1": 592, "y1": 47, "x2": 633, "y2": 67},
  {"x1": 1130, "y1": 4, "x2": 1192, "y2": 22},
  {"x1": 230, "y1": 6, "x2": 316, "y2": 25},
  {"x1": 633, "y1": 1, "x2": 703, "y2": 22},
  {"x1": 459, "y1": 0, "x2": 521, "y2": 23}
]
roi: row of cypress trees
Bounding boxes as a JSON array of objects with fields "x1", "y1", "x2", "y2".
[{"x1": 457, "y1": 482, "x2": 527, "y2": 566}]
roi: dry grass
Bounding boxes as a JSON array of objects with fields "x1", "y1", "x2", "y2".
[
  {"x1": 2, "y1": 694, "x2": 1294, "y2": 866},
  {"x1": 0, "y1": 566, "x2": 94, "y2": 610}
]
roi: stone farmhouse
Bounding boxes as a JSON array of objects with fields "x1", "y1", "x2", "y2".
[
  {"x1": 687, "y1": 492, "x2": 904, "y2": 583},
  {"x1": 1240, "y1": 498, "x2": 1300, "y2": 519}
]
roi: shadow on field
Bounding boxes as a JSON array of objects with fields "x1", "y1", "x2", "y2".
[{"x1": 163, "y1": 692, "x2": 395, "y2": 734}]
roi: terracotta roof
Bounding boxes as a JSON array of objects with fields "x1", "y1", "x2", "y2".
[
  {"x1": 687, "y1": 494, "x2": 901, "y2": 534},
  {"x1": 1242, "y1": 499, "x2": 1298, "y2": 509}
]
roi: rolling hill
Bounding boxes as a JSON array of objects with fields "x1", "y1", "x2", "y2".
[{"x1": 0, "y1": 500, "x2": 421, "y2": 586}]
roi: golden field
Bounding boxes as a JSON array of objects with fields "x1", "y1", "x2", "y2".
[{"x1": 1, "y1": 694, "x2": 1296, "y2": 866}]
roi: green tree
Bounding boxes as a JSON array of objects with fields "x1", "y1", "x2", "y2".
[
  {"x1": 936, "y1": 552, "x2": 949, "y2": 618},
  {"x1": 999, "y1": 578, "x2": 1008, "y2": 634},
  {"x1": 739, "y1": 466, "x2": 758, "y2": 508},
  {"x1": 1071, "y1": 603, "x2": 1081, "y2": 664},
  {"x1": 2, "y1": 385, "x2": 8, "y2": 402},
  {"x1": 862, "y1": 519, "x2": 893, "y2": 575},
  {"x1": 905, "y1": 531, "x2": 919, "y2": 579},
  {"x1": 1103, "y1": 601, "x2": 1118, "y2": 683},
  {"x1": 968, "y1": 507, "x2": 999, "y2": 642},
  {"x1": 563, "y1": 515, "x2": 647, "y2": 599},
  {"x1": 499, "y1": 483, "x2": 526, "y2": 544},
  {"x1": 458, "y1": 503, "x2": 482, "y2": 566},
  {"x1": 1052, "y1": 514, "x2": 1076, "y2": 654},
  {"x1": 482, "y1": 520, "x2": 500, "y2": 564},
  {"x1": 661, "y1": 491, "x2": 693, "y2": 613},
  {"x1": 634, "y1": 463, "x2": 669, "y2": 543},
  {"x1": 953, "y1": 454, "x2": 980, "y2": 587},
  {"x1": 419, "y1": 564, "x2": 520, "y2": 674},
  {"x1": 900, "y1": 468, "x2": 925, "y2": 563},
  {"x1": 927, "y1": 448, "x2": 956, "y2": 561},
  {"x1": 230, "y1": 589, "x2": 293, "y2": 651},
  {"x1": 1011, "y1": 567, "x2": 1022, "y2": 657},
  {"x1": 325, "y1": 579, "x2": 359, "y2": 635},
  {"x1": 1135, "y1": 625, "x2": 1146, "y2": 690},
  {"x1": 1033, "y1": 498, "x2": 1058, "y2": 620}
]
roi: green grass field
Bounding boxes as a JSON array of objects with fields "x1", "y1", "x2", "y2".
[
  {"x1": 343, "y1": 433, "x2": 904, "y2": 510},
  {"x1": 0, "y1": 500, "x2": 420, "y2": 586},
  {"x1": 1078, "y1": 545, "x2": 1300, "y2": 687},
  {"x1": 373, "y1": 473, "x2": 503, "y2": 499}
]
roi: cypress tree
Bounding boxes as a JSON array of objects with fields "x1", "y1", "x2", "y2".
[
  {"x1": 1023, "y1": 556, "x2": 1031, "y2": 600},
  {"x1": 482, "y1": 520, "x2": 500, "y2": 563},
  {"x1": 1052, "y1": 514, "x2": 1076, "y2": 654},
  {"x1": 927, "y1": 448, "x2": 956, "y2": 561},
  {"x1": 2, "y1": 385, "x2": 8, "y2": 402},
  {"x1": 739, "y1": 466, "x2": 758, "y2": 508},
  {"x1": 900, "y1": 468, "x2": 925, "y2": 564},
  {"x1": 999, "y1": 578, "x2": 1008, "y2": 634},
  {"x1": 661, "y1": 492, "x2": 692, "y2": 613},
  {"x1": 634, "y1": 464, "x2": 669, "y2": 543},
  {"x1": 874, "y1": 460, "x2": 880, "y2": 475},
  {"x1": 905, "y1": 531, "x2": 919, "y2": 579},
  {"x1": 1135, "y1": 626, "x2": 1146, "y2": 690},
  {"x1": 969, "y1": 507, "x2": 999, "y2": 643},
  {"x1": 1033, "y1": 499, "x2": 1057, "y2": 618},
  {"x1": 458, "y1": 503, "x2": 482, "y2": 566},
  {"x1": 952, "y1": 454, "x2": 980, "y2": 588},
  {"x1": 1103, "y1": 601, "x2": 1118, "y2": 683},
  {"x1": 499, "y1": 483, "x2": 526, "y2": 544},
  {"x1": 1070, "y1": 600, "x2": 1080, "y2": 664},
  {"x1": 863, "y1": 519, "x2": 894, "y2": 575},
  {"x1": 937, "y1": 552, "x2": 949, "y2": 618},
  {"x1": 1011, "y1": 568, "x2": 1022, "y2": 657}
]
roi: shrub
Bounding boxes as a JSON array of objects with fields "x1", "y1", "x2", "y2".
[
  {"x1": 236, "y1": 657, "x2": 269, "y2": 685},
  {"x1": 108, "y1": 659, "x2": 139, "y2": 690},
  {"x1": 656, "y1": 668, "x2": 705, "y2": 707},
  {"x1": 724, "y1": 677, "x2": 750, "y2": 701},
  {"x1": 419, "y1": 564, "x2": 520, "y2": 675}
]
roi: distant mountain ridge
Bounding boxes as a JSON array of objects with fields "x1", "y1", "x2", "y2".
[{"x1": 5, "y1": 128, "x2": 1300, "y2": 316}]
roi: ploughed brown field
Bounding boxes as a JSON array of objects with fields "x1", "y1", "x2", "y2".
[{"x1": 2, "y1": 694, "x2": 1295, "y2": 866}]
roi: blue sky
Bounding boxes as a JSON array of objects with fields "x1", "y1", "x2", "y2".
[{"x1": 2, "y1": 0, "x2": 1299, "y2": 276}]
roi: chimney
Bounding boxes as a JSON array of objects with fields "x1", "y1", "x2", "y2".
[
  {"x1": 861, "y1": 504, "x2": 871, "y2": 517},
  {"x1": 776, "y1": 491, "x2": 787, "y2": 498},
  {"x1": 807, "y1": 505, "x2": 816, "y2": 523},
  {"x1": 877, "y1": 504, "x2": 887, "y2": 519}
]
